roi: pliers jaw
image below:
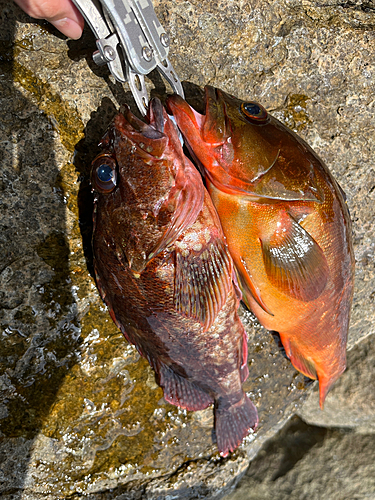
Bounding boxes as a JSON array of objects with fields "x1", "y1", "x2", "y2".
[{"x1": 72, "y1": 0, "x2": 184, "y2": 115}]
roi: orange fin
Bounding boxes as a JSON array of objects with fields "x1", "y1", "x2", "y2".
[
  {"x1": 174, "y1": 239, "x2": 233, "y2": 331},
  {"x1": 158, "y1": 363, "x2": 213, "y2": 411},
  {"x1": 235, "y1": 257, "x2": 274, "y2": 316},
  {"x1": 148, "y1": 159, "x2": 205, "y2": 261},
  {"x1": 261, "y1": 212, "x2": 329, "y2": 302},
  {"x1": 280, "y1": 334, "x2": 345, "y2": 409},
  {"x1": 281, "y1": 336, "x2": 318, "y2": 381}
]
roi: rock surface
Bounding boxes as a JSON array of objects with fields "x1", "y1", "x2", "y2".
[
  {"x1": 224, "y1": 417, "x2": 375, "y2": 500},
  {"x1": 224, "y1": 329, "x2": 375, "y2": 500},
  {"x1": 0, "y1": 0, "x2": 374, "y2": 499}
]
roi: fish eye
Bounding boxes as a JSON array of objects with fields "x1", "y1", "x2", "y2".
[
  {"x1": 240, "y1": 101, "x2": 268, "y2": 124},
  {"x1": 91, "y1": 154, "x2": 117, "y2": 193}
]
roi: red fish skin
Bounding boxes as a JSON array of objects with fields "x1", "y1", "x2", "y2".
[
  {"x1": 167, "y1": 87, "x2": 355, "y2": 407},
  {"x1": 91, "y1": 99, "x2": 258, "y2": 456}
]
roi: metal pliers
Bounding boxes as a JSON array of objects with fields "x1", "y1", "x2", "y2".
[{"x1": 72, "y1": 0, "x2": 184, "y2": 115}]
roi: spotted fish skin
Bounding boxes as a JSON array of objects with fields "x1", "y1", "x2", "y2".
[
  {"x1": 91, "y1": 98, "x2": 258, "y2": 457},
  {"x1": 167, "y1": 86, "x2": 355, "y2": 407}
]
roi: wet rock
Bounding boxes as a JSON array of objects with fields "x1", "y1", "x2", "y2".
[
  {"x1": 0, "y1": 0, "x2": 374, "y2": 499},
  {"x1": 224, "y1": 416, "x2": 375, "y2": 500},
  {"x1": 224, "y1": 332, "x2": 375, "y2": 500},
  {"x1": 298, "y1": 332, "x2": 375, "y2": 433}
]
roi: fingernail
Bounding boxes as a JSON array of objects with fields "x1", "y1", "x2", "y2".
[{"x1": 52, "y1": 18, "x2": 83, "y2": 40}]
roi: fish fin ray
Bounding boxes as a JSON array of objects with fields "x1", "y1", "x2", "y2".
[
  {"x1": 261, "y1": 213, "x2": 329, "y2": 302},
  {"x1": 174, "y1": 239, "x2": 233, "y2": 331},
  {"x1": 280, "y1": 334, "x2": 345, "y2": 409},
  {"x1": 158, "y1": 364, "x2": 213, "y2": 411},
  {"x1": 240, "y1": 333, "x2": 249, "y2": 383},
  {"x1": 280, "y1": 334, "x2": 317, "y2": 380},
  {"x1": 235, "y1": 259, "x2": 274, "y2": 316},
  {"x1": 215, "y1": 394, "x2": 258, "y2": 457}
]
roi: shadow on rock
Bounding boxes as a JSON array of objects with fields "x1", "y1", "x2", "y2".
[{"x1": 0, "y1": 3, "x2": 82, "y2": 497}]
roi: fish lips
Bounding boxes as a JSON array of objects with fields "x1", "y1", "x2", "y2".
[
  {"x1": 167, "y1": 86, "x2": 231, "y2": 146},
  {"x1": 100, "y1": 99, "x2": 169, "y2": 160},
  {"x1": 121, "y1": 98, "x2": 166, "y2": 139}
]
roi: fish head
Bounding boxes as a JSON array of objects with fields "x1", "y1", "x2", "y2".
[
  {"x1": 167, "y1": 86, "x2": 324, "y2": 202},
  {"x1": 91, "y1": 98, "x2": 204, "y2": 273},
  {"x1": 91, "y1": 99, "x2": 177, "y2": 272},
  {"x1": 91, "y1": 98, "x2": 171, "y2": 202}
]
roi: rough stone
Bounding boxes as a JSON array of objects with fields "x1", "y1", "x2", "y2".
[
  {"x1": 298, "y1": 330, "x2": 375, "y2": 433},
  {"x1": 0, "y1": 0, "x2": 374, "y2": 498},
  {"x1": 224, "y1": 416, "x2": 375, "y2": 500},
  {"x1": 224, "y1": 326, "x2": 375, "y2": 500}
]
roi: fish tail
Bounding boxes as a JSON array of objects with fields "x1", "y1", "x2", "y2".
[{"x1": 214, "y1": 394, "x2": 258, "y2": 457}]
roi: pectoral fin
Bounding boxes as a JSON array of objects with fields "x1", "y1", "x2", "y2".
[
  {"x1": 174, "y1": 239, "x2": 233, "y2": 331},
  {"x1": 261, "y1": 211, "x2": 329, "y2": 302}
]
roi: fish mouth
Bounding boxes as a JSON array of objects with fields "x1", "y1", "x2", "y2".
[
  {"x1": 120, "y1": 98, "x2": 165, "y2": 139},
  {"x1": 166, "y1": 86, "x2": 230, "y2": 145},
  {"x1": 201, "y1": 86, "x2": 234, "y2": 144}
]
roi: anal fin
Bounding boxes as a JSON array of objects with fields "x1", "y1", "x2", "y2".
[{"x1": 158, "y1": 363, "x2": 213, "y2": 411}]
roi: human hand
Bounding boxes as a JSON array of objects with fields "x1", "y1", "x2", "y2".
[{"x1": 13, "y1": 0, "x2": 84, "y2": 39}]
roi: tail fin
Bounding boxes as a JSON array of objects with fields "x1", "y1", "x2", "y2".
[{"x1": 214, "y1": 394, "x2": 258, "y2": 457}]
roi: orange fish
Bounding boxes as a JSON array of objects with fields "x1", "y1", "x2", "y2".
[
  {"x1": 91, "y1": 98, "x2": 258, "y2": 456},
  {"x1": 167, "y1": 86, "x2": 355, "y2": 407}
]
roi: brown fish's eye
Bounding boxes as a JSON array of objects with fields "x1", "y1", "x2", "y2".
[
  {"x1": 240, "y1": 101, "x2": 268, "y2": 123},
  {"x1": 91, "y1": 155, "x2": 117, "y2": 193}
]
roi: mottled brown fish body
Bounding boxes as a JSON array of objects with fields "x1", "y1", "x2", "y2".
[
  {"x1": 91, "y1": 99, "x2": 257, "y2": 456},
  {"x1": 167, "y1": 87, "x2": 355, "y2": 407}
]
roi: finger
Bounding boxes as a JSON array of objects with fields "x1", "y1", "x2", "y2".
[{"x1": 13, "y1": 0, "x2": 85, "y2": 39}]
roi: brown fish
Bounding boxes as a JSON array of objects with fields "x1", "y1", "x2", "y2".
[
  {"x1": 91, "y1": 98, "x2": 258, "y2": 456},
  {"x1": 167, "y1": 86, "x2": 355, "y2": 407}
]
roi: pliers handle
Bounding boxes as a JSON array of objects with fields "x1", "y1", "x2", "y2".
[{"x1": 72, "y1": 0, "x2": 184, "y2": 114}]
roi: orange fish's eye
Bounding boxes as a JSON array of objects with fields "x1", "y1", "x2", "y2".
[
  {"x1": 240, "y1": 101, "x2": 268, "y2": 123},
  {"x1": 91, "y1": 154, "x2": 117, "y2": 193}
]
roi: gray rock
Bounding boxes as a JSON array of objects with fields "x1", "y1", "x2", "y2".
[
  {"x1": 224, "y1": 416, "x2": 375, "y2": 500},
  {"x1": 225, "y1": 326, "x2": 375, "y2": 500},
  {"x1": 298, "y1": 330, "x2": 375, "y2": 433},
  {"x1": 0, "y1": 0, "x2": 374, "y2": 498}
]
